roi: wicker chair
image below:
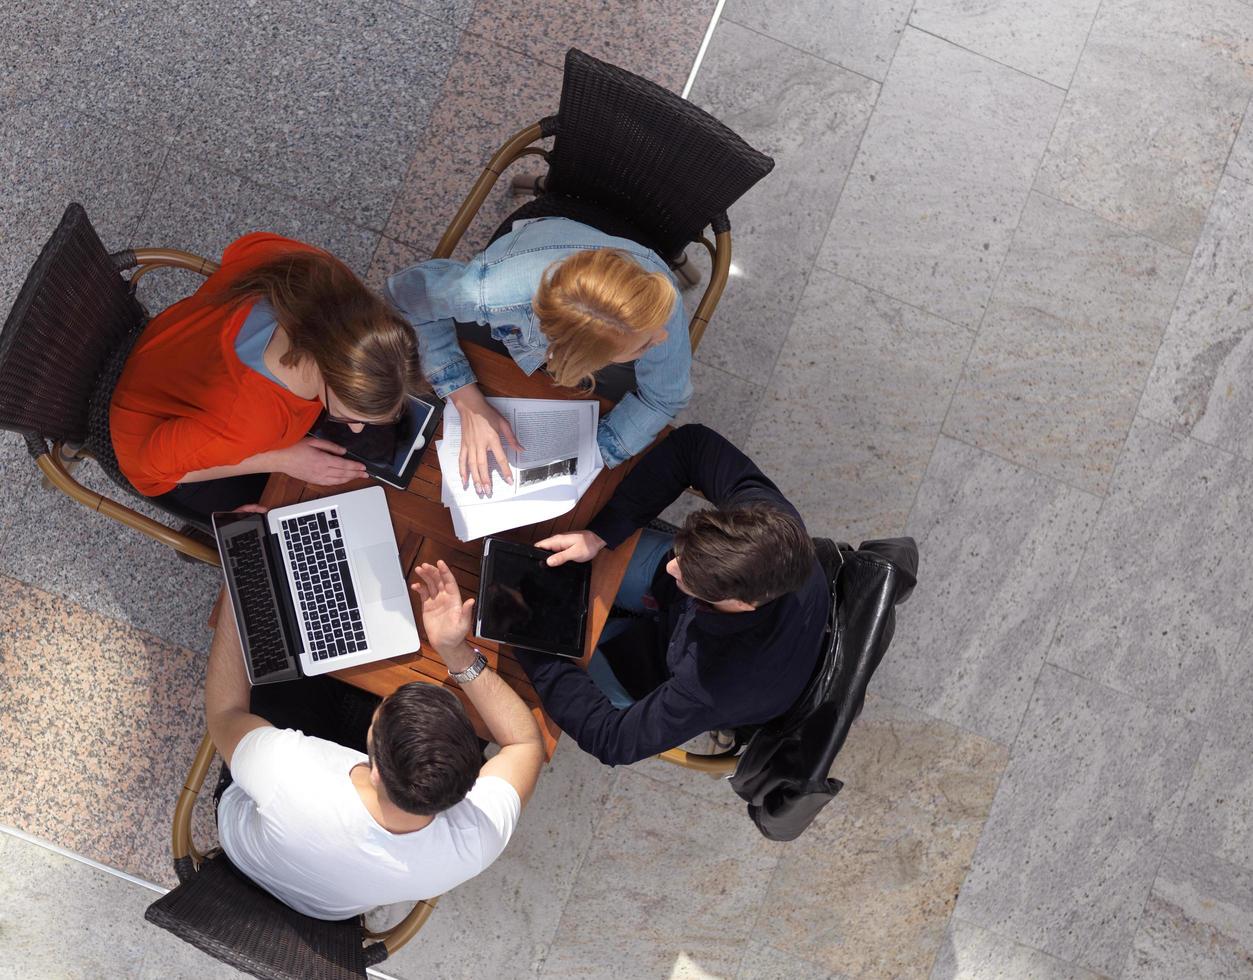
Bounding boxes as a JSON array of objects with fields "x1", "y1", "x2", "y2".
[
  {"x1": 0, "y1": 203, "x2": 220, "y2": 564},
  {"x1": 145, "y1": 733, "x2": 436, "y2": 980},
  {"x1": 434, "y1": 46, "x2": 775, "y2": 353}
]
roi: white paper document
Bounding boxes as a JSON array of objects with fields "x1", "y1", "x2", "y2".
[{"x1": 436, "y1": 397, "x2": 603, "y2": 541}]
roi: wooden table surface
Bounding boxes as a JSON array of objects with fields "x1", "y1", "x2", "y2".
[{"x1": 258, "y1": 343, "x2": 642, "y2": 759}]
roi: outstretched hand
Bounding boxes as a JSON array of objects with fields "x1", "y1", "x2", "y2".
[{"x1": 410, "y1": 560, "x2": 475, "y2": 659}]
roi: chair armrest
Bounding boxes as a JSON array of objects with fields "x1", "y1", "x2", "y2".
[
  {"x1": 362, "y1": 897, "x2": 441, "y2": 956},
  {"x1": 37, "y1": 449, "x2": 220, "y2": 566},
  {"x1": 172, "y1": 732, "x2": 218, "y2": 874},
  {"x1": 687, "y1": 228, "x2": 731, "y2": 352},
  {"x1": 433, "y1": 122, "x2": 549, "y2": 259},
  {"x1": 657, "y1": 746, "x2": 738, "y2": 775}
]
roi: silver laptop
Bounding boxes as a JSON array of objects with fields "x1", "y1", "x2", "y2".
[{"x1": 213, "y1": 485, "x2": 419, "y2": 684}]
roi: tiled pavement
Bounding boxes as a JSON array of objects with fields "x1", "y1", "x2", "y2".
[{"x1": 4, "y1": 1, "x2": 1253, "y2": 978}]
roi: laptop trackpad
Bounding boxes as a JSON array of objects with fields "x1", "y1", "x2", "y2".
[{"x1": 353, "y1": 542, "x2": 406, "y2": 604}]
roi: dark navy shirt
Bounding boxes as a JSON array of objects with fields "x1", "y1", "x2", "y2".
[{"x1": 515, "y1": 425, "x2": 829, "y2": 766}]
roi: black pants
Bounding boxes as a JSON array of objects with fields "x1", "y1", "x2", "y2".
[{"x1": 157, "y1": 472, "x2": 270, "y2": 523}]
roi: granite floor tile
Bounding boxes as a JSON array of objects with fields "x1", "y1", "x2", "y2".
[
  {"x1": 1174, "y1": 724, "x2": 1253, "y2": 876},
  {"x1": 757, "y1": 698, "x2": 1007, "y2": 979},
  {"x1": 955, "y1": 665, "x2": 1202, "y2": 976},
  {"x1": 1046, "y1": 417, "x2": 1253, "y2": 729},
  {"x1": 737, "y1": 941, "x2": 849, "y2": 980},
  {"x1": 686, "y1": 22, "x2": 878, "y2": 381},
  {"x1": 0, "y1": 5, "x2": 92, "y2": 113},
  {"x1": 723, "y1": 0, "x2": 914, "y2": 81},
  {"x1": 391, "y1": 0, "x2": 477, "y2": 28},
  {"x1": 944, "y1": 192, "x2": 1189, "y2": 495},
  {"x1": 0, "y1": 101, "x2": 165, "y2": 305},
  {"x1": 929, "y1": 917, "x2": 1105, "y2": 980},
  {"x1": 820, "y1": 28, "x2": 1063, "y2": 329},
  {"x1": 172, "y1": 0, "x2": 459, "y2": 230},
  {"x1": 744, "y1": 269, "x2": 971, "y2": 544},
  {"x1": 132, "y1": 151, "x2": 381, "y2": 315},
  {"x1": 0, "y1": 431, "x2": 221, "y2": 654},
  {"x1": 681, "y1": 360, "x2": 765, "y2": 448},
  {"x1": 874, "y1": 437, "x2": 1101, "y2": 744},
  {"x1": 539, "y1": 769, "x2": 782, "y2": 979},
  {"x1": 366, "y1": 236, "x2": 424, "y2": 294},
  {"x1": 0, "y1": 833, "x2": 151, "y2": 978},
  {"x1": 0, "y1": 576, "x2": 207, "y2": 887},
  {"x1": 466, "y1": 0, "x2": 714, "y2": 92},
  {"x1": 910, "y1": 0, "x2": 1101, "y2": 87},
  {"x1": 1035, "y1": 0, "x2": 1253, "y2": 253},
  {"x1": 1139, "y1": 175, "x2": 1253, "y2": 463},
  {"x1": 377, "y1": 740, "x2": 617, "y2": 980},
  {"x1": 384, "y1": 32, "x2": 562, "y2": 260},
  {"x1": 1123, "y1": 841, "x2": 1253, "y2": 979}
]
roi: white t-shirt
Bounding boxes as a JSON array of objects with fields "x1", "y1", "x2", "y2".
[{"x1": 217, "y1": 726, "x2": 521, "y2": 920}]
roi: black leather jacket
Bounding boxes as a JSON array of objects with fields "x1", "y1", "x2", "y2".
[{"x1": 728, "y1": 537, "x2": 918, "y2": 841}]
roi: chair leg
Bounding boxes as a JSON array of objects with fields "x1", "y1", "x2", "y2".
[
  {"x1": 510, "y1": 173, "x2": 547, "y2": 196},
  {"x1": 672, "y1": 249, "x2": 702, "y2": 289}
]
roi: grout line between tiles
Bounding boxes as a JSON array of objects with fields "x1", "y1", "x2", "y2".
[
  {"x1": 1029, "y1": 187, "x2": 1192, "y2": 259},
  {"x1": 717, "y1": 17, "x2": 885, "y2": 87},
  {"x1": 0, "y1": 822, "x2": 167, "y2": 895},
  {"x1": 681, "y1": 0, "x2": 727, "y2": 99},
  {"x1": 905, "y1": 23, "x2": 1068, "y2": 92},
  {"x1": 1062, "y1": 0, "x2": 1104, "y2": 91},
  {"x1": 743, "y1": 13, "x2": 898, "y2": 438}
]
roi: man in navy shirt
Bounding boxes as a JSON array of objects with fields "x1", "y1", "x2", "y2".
[{"x1": 514, "y1": 424, "x2": 829, "y2": 766}]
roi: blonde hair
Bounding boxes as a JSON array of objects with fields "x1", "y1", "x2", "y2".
[
  {"x1": 219, "y1": 251, "x2": 425, "y2": 419},
  {"x1": 532, "y1": 248, "x2": 677, "y2": 390}
]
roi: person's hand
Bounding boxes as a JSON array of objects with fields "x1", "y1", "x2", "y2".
[
  {"x1": 276, "y1": 437, "x2": 368, "y2": 486},
  {"x1": 410, "y1": 560, "x2": 475, "y2": 664},
  {"x1": 534, "y1": 530, "x2": 607, "y2": 567},
  {"x1": 449, "y1": 385, "x2": 523, "y2": 497}
]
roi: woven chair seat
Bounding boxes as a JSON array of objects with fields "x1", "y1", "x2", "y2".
[{"x1": 145, "y1": 854, "x2": 385, "y2": 980}]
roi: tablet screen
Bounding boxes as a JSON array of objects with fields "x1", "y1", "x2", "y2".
[
  {"x1": 311, "y1": 395, "x2": 437, "y2": 487},
  {"x1": 478, "y1": 543, "x2": 588, "y2": 657}
]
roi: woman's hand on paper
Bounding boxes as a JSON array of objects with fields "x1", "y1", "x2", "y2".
[
  {"x1": 410, "y1": 560, "x2": 475, "y2": 665},
  {"x1": 449, "y1": 384, "x2": 523, "y2": 498},
  {"x1": 535, "y1": 530, "x2": 607, "y2": 567}
]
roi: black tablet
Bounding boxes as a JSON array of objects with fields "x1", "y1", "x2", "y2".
[
  {"x1": 310, "y1": 394, "x2": 441, "y2": 490},
  {"x1": 475, "y1": 537, "x2": 590, "y2": 659}
]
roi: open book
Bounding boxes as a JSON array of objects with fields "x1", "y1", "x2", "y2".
[{"x1": 436, "y1": 397, "x2": 603, "y2": 541}]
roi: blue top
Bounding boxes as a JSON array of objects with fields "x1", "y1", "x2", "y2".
[
  {"x1": 234, "y1": 299, "x2": 286, "y2": 389},
  {"x1": 384, "y1": 217, "x2": 693, "y2": 467}
]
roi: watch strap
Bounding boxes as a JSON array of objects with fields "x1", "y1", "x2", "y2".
[{"x1": 449, "y1": 649, "x2": 488, "y2": 685}]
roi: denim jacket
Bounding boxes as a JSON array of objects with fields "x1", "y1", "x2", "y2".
[{"x1": 384, "y1": 217, "x2": 692, "y2": 467}]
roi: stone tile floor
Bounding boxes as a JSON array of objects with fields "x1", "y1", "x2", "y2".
[{"x1": 4, "y1": 1, "x2": 1253, "y2": 977}]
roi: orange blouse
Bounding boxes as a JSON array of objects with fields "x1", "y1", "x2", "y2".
[{"x1": 110, "y1": 233, "x2": 325, "y2": 496}]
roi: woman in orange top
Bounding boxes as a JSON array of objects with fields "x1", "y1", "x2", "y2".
[{"x1": 110, "y1": 233, "x2": 422, "y2": 520}]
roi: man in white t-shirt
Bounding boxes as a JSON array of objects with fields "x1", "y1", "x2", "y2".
[{"x1": 205, "y1": 559, "x2": 545, "y2": 921}]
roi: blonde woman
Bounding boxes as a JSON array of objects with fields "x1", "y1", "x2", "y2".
[
  {"x1": 111, "y1": 233, "x2": 424, "y2": 518},
  {"x1": 386, "y1": 216, "x2": 692, "y2": 496}
]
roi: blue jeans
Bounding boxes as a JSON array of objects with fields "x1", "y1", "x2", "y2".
[{"x1": 586, "y1": 528, "x2": 674, "y2": 708}]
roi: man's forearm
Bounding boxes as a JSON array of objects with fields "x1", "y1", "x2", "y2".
[
  {"x1": 448, "y1": 642, "x2": 542, "y2": 749},
  {"x1": 205, "y1": 597, "x2": 252, "y2": 723}
]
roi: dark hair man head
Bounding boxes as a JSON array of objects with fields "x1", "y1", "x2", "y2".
[
  {"x1": 366, "y1": 682, "x2": 483, "y2": 816},
  {"x1": 667, "y1": 504, "x2": 815, "y2": 612}
]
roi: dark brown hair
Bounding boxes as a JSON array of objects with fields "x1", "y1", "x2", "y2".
[
  {"x1": 369, "y1": 683, "x2": 482, "y2": 816},
  {"x1": 674, "y1": 505, "x2": 815, "y2": 606},
  {"x1": 219, "y1": 250, "x2": 424, "y2": 419}
]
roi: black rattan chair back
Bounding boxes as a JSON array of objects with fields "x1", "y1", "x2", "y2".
[
  {"x1": 539, "y1": 48, "x2": 774, "y2": 259},
  {"x1": 0, "y1": 203, "x2": 144, "y2": 452},
  {"x1": 145, "y1": 854, "x2": 387, "y2": 980}
]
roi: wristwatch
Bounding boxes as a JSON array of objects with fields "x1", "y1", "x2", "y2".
[{"x1": 449, "y1": 648, "x2": 488, "y2": 685}]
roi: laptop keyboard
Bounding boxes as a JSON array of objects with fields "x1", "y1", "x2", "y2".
[
  {"x1": 224, "y1": 532, "x2": 293, "y2": 680},
  {"x1": 280, "y1": 509, "x2": 368, "y2": 661}
]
